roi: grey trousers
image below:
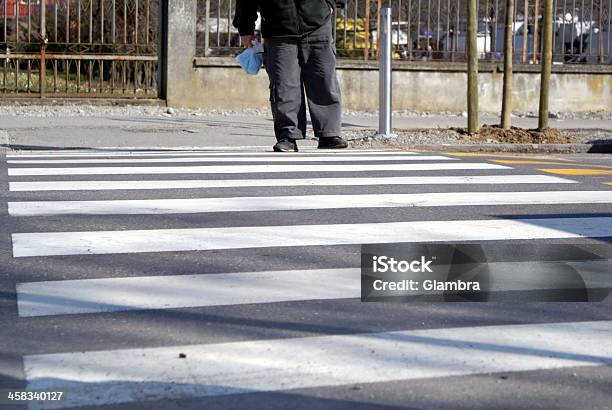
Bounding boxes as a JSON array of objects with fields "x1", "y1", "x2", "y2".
[{"x1": 264, "y1": 18, "x2": 342, "y2": 141}]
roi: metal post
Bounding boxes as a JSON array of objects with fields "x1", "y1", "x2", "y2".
[
  {"x1": 378, "y1": 7, "x2": 394, "y2": 137},
  {"x1": 376, "y1": 0, "x2": 382, "y2": 59},
  {"x1": 364, "y1": 0, "x2": 371, "y2": 60},
  {"x1": 40, "y1": 0, "x2": 46, "y2": 43},
  {"x1": 538, "y1": 0, "x2": 553, "y2": 129},
  {"x1": 597, "y1": 0, "x2": 604, "y2": 63},
  {"x1": 533, "y1": 0, "x2": 540, "y2": 63},
  {"x1": 467, "y1": 0, "x2": 479, "y2": 133},
  {"x1": 522, "y1": 0, "x2": 529, "y2": 63},
  {"x1": 40, "y1": 0, "x2": 46, "y2": 98},
  {"x1": 204, "y1": 0, "x2": 210, "y2": 56},
  {"x1": 158, "y1": 0, "x2": 169, "y2": 100}
]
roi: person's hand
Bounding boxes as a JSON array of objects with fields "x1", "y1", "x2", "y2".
[{"x1": 241, "y1": 35, "x2": 255, "y2": 48}]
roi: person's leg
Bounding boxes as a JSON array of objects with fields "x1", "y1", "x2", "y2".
[
  {"x1": 264, "y1": 37, "x2": 307, "y2": 143},
  {"x1": 299, "y1": 18, "x2": 342, "y2": 140}
]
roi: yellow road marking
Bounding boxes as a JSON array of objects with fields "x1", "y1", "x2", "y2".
[
  {"x1": 445, "y1": 152, "x2": 575, "y2": 161},
  {"x1": 494, "y1": 160, "x2": 578, "y2": 165},
  {"x1": 539, "y1": 169, "x2": 612, "y2": 176},
  {"x1": 494, "y1": 160, "x2": 612, "y2": 168}
]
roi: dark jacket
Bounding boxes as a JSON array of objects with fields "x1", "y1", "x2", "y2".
[{"x1": 233, "y1": 0, "x2": 345, "y2": 38}]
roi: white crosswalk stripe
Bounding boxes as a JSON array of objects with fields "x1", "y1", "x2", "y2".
[
  {"x1": 8, "y1": 162, "x2": 510, "y2": 176},
  {"x1": 17, "y1": 268, "x2": 361, "y2": 317},
  {"x1": 4, "y1": 149, "x2": 611, "y2": 409},
  {"x1": 7, "y1": 155, "x2": 448, "y2": 164},
  {"x1": 12, "y1": 217, "x2": 612, "y2": 257},
  {"x1": 8, "y1": 174, "x2": 576, "y2": 191},
  {"x1": 24, "y1": 321, "x2": 612, "y2": 409},
  {"x1": 17, "y1": 260, "x2": 612, "y2": 317},
  {"x1": 6, "y1": 149, "x2": 416, "y2": 158},
  {"x1": 9, "y1": 191, "x2": 612, "y2": 216}
]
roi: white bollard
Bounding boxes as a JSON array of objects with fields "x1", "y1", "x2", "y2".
[{"x1": 377, "y1": 7, "x2": 395, "y2": 139}]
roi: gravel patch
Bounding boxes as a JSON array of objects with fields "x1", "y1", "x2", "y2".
[
  {"x1": 0, "y1": 104, "x2": 272, "y2": 118},
  {"x1": 346, "y1": 128, "x2": 461, "y2": 148},
  {"x1": 0, "y1": 103, "x2": 609, "y2": 120},
  {"x1": 346, "y1": 127, "x2": 612, "y2": 149}
]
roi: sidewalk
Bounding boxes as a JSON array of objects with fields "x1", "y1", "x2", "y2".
[{"x1": 1, "y1": 106, "x2": 610, "y2": 152}]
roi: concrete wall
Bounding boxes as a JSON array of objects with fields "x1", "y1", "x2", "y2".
[
  {"x1": 182, "y1": 59, "x2": 611, "y2": 112},
  {"x1": 163, "y1": 1, "x2": 611, "y2": 113}
]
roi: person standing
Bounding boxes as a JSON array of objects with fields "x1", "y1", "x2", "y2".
[{"x1": 233, "y1": 0, "x2": 348, "y2": 152}]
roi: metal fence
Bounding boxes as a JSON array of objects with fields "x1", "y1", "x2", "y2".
[
  {"x1": 197, "y1": 0, "x2": 611, "y2": 64},
  {"x1": 0, "y1": 0, "x2": 158, "y2": 97}
]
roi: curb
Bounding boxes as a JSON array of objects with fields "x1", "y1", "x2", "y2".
[
  {"x1": 349, "y1": 142, "x2": 612, "y2": 154},
  {"x1": 0, "y1": 145, "x2": 274, "y2": 153},
  {"x1": 1, "y1": 141, "x2": 610, "y2": 155},
  {"x1": 0, "y1": 130, "x2": 8, "y2": 148},
  {"x1": 1, "y1": 143, "x2": 610, "y2": 154}
]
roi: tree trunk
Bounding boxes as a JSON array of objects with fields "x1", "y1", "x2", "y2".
[
  {"x1": 501, "y1": 0, "x2": 515, "y2": 129},
  {"x1": 467, "y1": 0, "x2": 479, "y2": 133},
  {"x1": 538, "y1": 0, "x2": 553, "y2": 130}
]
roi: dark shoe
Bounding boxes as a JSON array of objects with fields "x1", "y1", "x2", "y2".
[
  {"x1": 318, "y1": 136, "x2": 348, "y2": 149},
  {"x1": 273, "y1": 138, "x2": 298, "y2": 152}
]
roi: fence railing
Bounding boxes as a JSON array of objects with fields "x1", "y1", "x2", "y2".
[
  {"x1": 0, "y1": 0, "x2": 158, "y2": 97},
  {"x1": 196, "y1": 0, "x2": 611, "y2": 64}
]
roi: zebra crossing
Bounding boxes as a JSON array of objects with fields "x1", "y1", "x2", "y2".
[{"x1": 3, "y1": 149, "x2": 612, "y2": 409}]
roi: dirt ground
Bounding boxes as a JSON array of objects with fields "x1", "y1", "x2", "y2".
[{"x1": 455, "y1": 125, "x2": 572, "y2": 144}]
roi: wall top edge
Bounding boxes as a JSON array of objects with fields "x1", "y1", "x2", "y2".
[{"x1": 194, "y1": 56, "x2": 612, "y2": 75}]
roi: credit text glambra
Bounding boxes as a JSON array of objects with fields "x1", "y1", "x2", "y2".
[{"x1": 370, "y1": 256, "x2": 481, "y2": 292}]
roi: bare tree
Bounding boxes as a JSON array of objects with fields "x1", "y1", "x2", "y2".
[{"x1": 501, "y1": 0, "x2": 514, "y2": 129}]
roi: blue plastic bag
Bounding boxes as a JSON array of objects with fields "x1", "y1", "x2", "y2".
[{"x1": 235, "y1": 40, "x2": 264, "y2": 75}]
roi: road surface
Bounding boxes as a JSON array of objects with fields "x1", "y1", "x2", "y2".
[{"x1": 0, "y1": 149, "x2": 611, "y2": 409}]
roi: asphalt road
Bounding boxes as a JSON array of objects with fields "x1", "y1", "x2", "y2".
[{"x1": 0, "y1": 149, "x2": 611, "y2": 410}]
